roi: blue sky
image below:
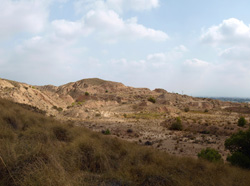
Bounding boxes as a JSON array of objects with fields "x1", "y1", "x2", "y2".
[{"x1": 1, "y1": 0, "x2": 250, "y2": 97}]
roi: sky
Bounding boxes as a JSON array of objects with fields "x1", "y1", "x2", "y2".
[{"x1": 1, "y1": 0, "x2": 250, "y2": 97}]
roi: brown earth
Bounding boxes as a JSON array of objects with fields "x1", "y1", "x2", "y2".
[{"x1": 1, "y1": 77, "x2": 249, "y2": 159}]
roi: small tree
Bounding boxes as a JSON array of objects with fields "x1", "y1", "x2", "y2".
[
  {"x1": 225, "y1": 130, "x2": 250, "y2": 169},
  {"x1": 198, "y1": 148, "x2": 222, "y2": 162},
  {"x1": 85, "y1": 92, "x2": 90, "y2": 96},
  {"x1": 238, "y1": 116, "x2": 247, "y2": 127},
  {"x1": 169, "y1": 117, "x2": 183, "y2": 131}
]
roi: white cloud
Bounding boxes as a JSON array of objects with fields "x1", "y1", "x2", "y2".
[
  {"x1": 49, "y1": 7, "x2": 168, "y2": 43},
  {"x1": 201, "y1": 18, "x2": 250, "y2": 46},
  {"x1": 146, "y1": 45, "x2": 187, "y2": 65},
  {"x1": 74, "y1": 0, "x2": 159, "y2": 14},
  {"x1": 197, "y1": 18, "x2": 250, "y2": 96},
  {"x1": 0, "y1": 33, "x2": 88, "y2": 85},
  {"x1": 72, "y1": 0, "x2": 166, "y2": 43},
  {"x1": 219, "y1": 46, "x2": 250, "y2": 63},
  {"x1": 62, "y1": 9, "x2": 168, "y2": 42},
  {"x1": 184, "y1": 58, "x2": 211, "y2": 68},
  {"x1": 107, "y1": 0, "x2": 159, "y2": 12},
  {"x1": 51, "y1": 19, "x2": 93, "y2": 39},
  {"x1": 147, "y1": 53, "x2": 166, "y2": 62},
  {"x1": 85, "y1": 10, "x2": 124, "y2": 31},
  {"x1": 125, "y1": 18, "x2": 168, "y2": 41},
  {"x1": 111, "y1": 45, "x2": 187, "y2": 69},
  {"x1": 0, "y1": 0, "x2": 49, "y2": 39},
  {"x1": 174, "y1": 45, "x2": 188, "y2": 52}
]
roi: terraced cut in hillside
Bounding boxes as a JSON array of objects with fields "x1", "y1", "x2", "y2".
[{"x1": 0, "y1": 77, "x2": 250, "y2": 158}]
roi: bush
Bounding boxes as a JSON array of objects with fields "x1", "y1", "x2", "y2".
[
  {"x1": 169, "y1": 117, "x2": 183, "y2": 131},
  {"x1": 227, "y1": 152, "x2": 250, "y2": 169},
  {"x1": 238, "y1": 116, "x2": 247, "y2": 127},
  {"x1": 85, "y1": 92, "x2": 90, "y2": 96},
  {"x1": 184, "y1": 107, "x2": 189, "y2": 112},
  {"x1": 198, "y1": 148, "x2": 222, "y2": 162},
  {"x1": 225, "y1": 130, "x2": 250, "y2": 169},
  {"x1": 102, "y1": 129, "x2": 111, "y2": 135},
  {"x1": 147, "y1": 97, "x2": 156, "y2": 104},
  {"x1": 52, "y1": 106, "x2": 63, "y2": 112}
]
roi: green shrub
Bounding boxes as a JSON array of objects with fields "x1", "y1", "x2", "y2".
[
  {"x1": 198, "y1": 148, "x2": 222, "y2": 162},
  {"x1": 71, "y1": 101, "x2": 84, "y2": 106},
  {"x1": 52, "y1": 106, "x2": 63, "y2": 112},
  {"x1": 85, "y1": 92, "x2": 89, "y2": 96},
  {"x1": 184, "y1": 107, "x2": 189, "y2": 112},
  {"x1": 238, "y1": 116, "x2": 247, "y2": 127},
  {"x1": 102, "y1": 129, "x2": 111, "y2": 135},
  {"x1": 225, "y1": 130, "x2": 250, "y2": 169},
  {"x1": 169, "y1": 117, "x2": 183, "y2": 131},
  {"x1": 227, "y1": 152, "x2": 250, "y2": 169},
  {"x1": 148, "y1": 97, "x2": 156, "y2": 104}
]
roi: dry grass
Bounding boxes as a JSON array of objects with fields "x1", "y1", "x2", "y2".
[
  {"x1": 125, "y1": 112, "x2": 164, "y2": 120},
  {"x1": 1, "y1": 98, "x2": 250, "y2": 186}
]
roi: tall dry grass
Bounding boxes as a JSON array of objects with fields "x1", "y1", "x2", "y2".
[{"x1": 0, "y1": 98, "x2": 250, "y2": 186}]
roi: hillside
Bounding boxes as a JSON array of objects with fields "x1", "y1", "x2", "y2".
[
  {"x1": 0, "y1": 77, "x2": 238, "y2": 118},
  {"x1": 1, "y1": 77, "x2": 250, "y2": 159},
  {"x1": 1, "y1": 98, "x2": 250, "y2": 186}
]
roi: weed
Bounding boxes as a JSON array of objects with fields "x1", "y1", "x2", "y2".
[
  {"x1": 238, "y1": 116, "x2": 247, "y2": 127},
  {"x1": 52, "y1": 106, "x2": 63, "y2": 112},
  {"x1": 198, "y1": 148, "x2": 222, "y2": 162},
  {"x1": 147, "y1": 97, "x2": 156, "y2": 103},
  {"x1": 169, "y1": 117, "x2": 183, "y2": 131},
  {"x1": 102, "y1": 129, "x2": 111, "y2": 135}
]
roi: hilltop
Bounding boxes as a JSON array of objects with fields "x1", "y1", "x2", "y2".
[
  {"x1": 0, "y1": 77, "x2": 243, "y2": 118},
  {"x1": 0, "y1": 77, "x2": 250, "y2": 158}
]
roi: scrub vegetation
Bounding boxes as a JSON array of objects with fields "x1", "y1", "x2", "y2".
[{"x1": 1, "y1": 98, "x2": 250, "y2": 186}]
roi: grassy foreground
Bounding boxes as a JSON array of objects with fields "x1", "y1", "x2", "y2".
[{"x1": 1, "y1": 98, "x2": 250, "y2": 186}]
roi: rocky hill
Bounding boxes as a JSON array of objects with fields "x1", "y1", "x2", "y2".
[
  {"x1": 0, "y1": 77, "x2": 242, "y2": 119},
  {"x1": 1, "y1": 77, "x2": 249, "y2": 158}
]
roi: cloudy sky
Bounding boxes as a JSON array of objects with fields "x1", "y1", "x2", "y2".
[{"x1": 1, "y1": 0, "x2": 250, "y2": 97}]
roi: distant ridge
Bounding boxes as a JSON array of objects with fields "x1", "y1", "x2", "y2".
[{"x1": 200, "y1": 97, "x2": 250, "y2": 103}]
